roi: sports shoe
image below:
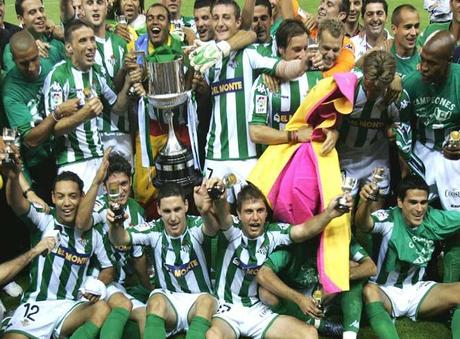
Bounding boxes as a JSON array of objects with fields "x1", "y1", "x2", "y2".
[
  {"x1": 3, "y1": 281, "x2": 23, "y2": 297},
  {"x1": 318, "y1": 318, "x2": 344, "y2": 337}
]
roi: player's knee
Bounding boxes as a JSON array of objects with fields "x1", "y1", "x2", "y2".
[
  {"x1": 363, "y1": 283, "x2": 381, "y2": 303},
  {"x1": 90, "y1": 300, "x2": 111, "y2": 325},
  {"x1": 258, "y1": 286, "x2": 280, "y2": 307},
  {"x1": 108, "y1": 293, "x2": 133, "y2": 312},
  {"x1": 292, "y1": 324, "x2": 318, "y2": 339},
  {"x1": 147, "y1": 293, "x2": 168, "y2": 317},
  {"x1": 195, "y1": 294, "x2": 217, "y2": 313}
]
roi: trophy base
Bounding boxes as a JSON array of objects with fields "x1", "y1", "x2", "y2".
[{"x1": 154, "y1": 146, "x2": 202, "y2": 193}]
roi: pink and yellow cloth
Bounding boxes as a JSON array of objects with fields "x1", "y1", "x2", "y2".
[{"x1": 248, "y1": 72, "x2": 357, "y2": 293}]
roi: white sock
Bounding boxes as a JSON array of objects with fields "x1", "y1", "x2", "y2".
[{"x1": 343, "y1": 331, "x2": 357, "y2": 339}]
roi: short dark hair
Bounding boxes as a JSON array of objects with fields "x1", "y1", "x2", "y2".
[
  {"x1": 255, "y1": 0, "x2": 272, "y2": 17},
  {"x1": 276, "y1": 19, "x2": 308, "y2": 51},
  {"x1": 362, "y1": 0, "x2": 388, "y2": 17},
  {"x1": 146, "y1": 3, "x2": 172, "y2": 23},
  {"x1": 64, "y1": 20, "x2": 93, "y2": 43},
  {"x1": 157, "y1": 182, "x2": 186, "y2": 206},
  {"x1": 391, "y1": 4, "x2": 417, "y2": 26},
  {"x1": 211, "y1": 0, "x2": 241, "y2": 19},
  {"x1": 396, "y1": 175, "x2": 429, "y2": 201},
  {"x1": 104, "y1": 153, "x2": 131, "y2": 184},
  {"x1": 194, "y1": 0, "x2": 212, "y2": 10},
  {"x1": 15, "y1": 0, "x2": 43, "y2": 16},
  {"x1": 53, "y1": 171, "x2": 84, "y2": 194},
  {"x1": 339, "y1": 0, "x2": 350, "y2": 18},
  {"x1": 236, "y1": 184, "x2": 268, "y2": 212}
]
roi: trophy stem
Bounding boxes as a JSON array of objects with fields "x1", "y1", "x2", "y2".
[{"x1": 160, "y1": 110, "x2": 185, "y2": 156}]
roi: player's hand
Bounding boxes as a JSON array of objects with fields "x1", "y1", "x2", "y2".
[
  {"x1": 106, "y1": 208, "x2": 128, "y2": 225},
  {"x1": 320, "y1": 128, "x2": 339, "y2": 155},
  {"x1": 82, "y1": 292, "x2": 101, "y2": 303},
  {"x1": 326, "y1": 194, "x2": 353, "y2": 218},
  {"x1": 131, "y1": 83, "x2": 147, "y2": 97},
  {"x1": 359, "y1": 182, "x2": 378, "y2": 202},
  {"x1": 192, "y1": 72, "x2": 210, "y2": 95},
  {"x1": 309, "y1": 51, "x2": 324, "y2": 71},
  {"x1": 93, "y1": 147, "x2": 111, "y2": 186},
  {"x1": 297, "y1": 126, "x2": 313, "y2": 143},
  {"x1": 384, "y1": 75, "x2": 402, "y2": 104},
  {"x1": 128, "y1": 67, "x2": 143, "y2": 83},
  {"x1": 115, "y1": 23, "x2": 131, "y2": 42},
  {"x1": 27, "y1": 191, "x2": 51, "y2": 214},
  {"x1": 194, "y1": 179, "x2": 217, "y2": 215},
  {"x1": 303, "y1": 15, "x2": 318, "y2": 34},
  {"x1": 190, "y1": 40, "x2": 231, "y2": 74},
  {"x1": 57, "y1": 98, "x2": 80, "y2": 118},
  {"x1": 1, "y1": 144, "x2": 22, "y2": 177},
  {"x1": 35, "y1": 40, "x2": 50, "y2": 58},
  {"x1": 298, "y1": 295, "x2": 323, "y2": 318},
  {"x1": 83, "y1": 97, "x2": 103, "y2": 117},
  {"x1": 34, "y1": 236, "x2": 57, "y2": 256},
  {"x1": 262, "y1": 74, "x2": 280, "y2": 93},
  {"x1": 123, "y1": 51, "x2": 139, "y2": 71}
]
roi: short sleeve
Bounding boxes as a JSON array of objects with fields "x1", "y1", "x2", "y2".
[
  {"x1": 128, "y1": 221, "x2": 156, "y2": 246},
  {"x1": 349, "y1": 236, "x2": 369, "y2": 262},
  {"x1": 249, "y1": 76, "x2": 270, "y2": 126},
  {"x1": 371, "y1": 209, "x2": 394, "y2": 235},
  {"x1": 244, "y1": 48, "x2": 280, "y2": 76},
  {"x1": 264, "y1": 249, "x2": 292, "y2": 273}
]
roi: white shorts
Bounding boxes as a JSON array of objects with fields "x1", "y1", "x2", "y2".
[
  {"x1": 58, "y1": 157, "x2": 103, "y2": 193},
  {"x1": 101, "y1": 132, "x2": 134, "y2": 167},
  {"x1": 1, "y1": 299, "x2": 85, "y2": 338},
  {"x1": 378, "y1": 281, "x2": 437, "y2": 320},
  {"x1": 203, "y1": 158, "x2": 257, "y2": 203},
  {"x1": 414, "y1": 141, "x2": 460, "y2": 211},
  {"x1": 149, "y1": 289, "x2": 215, "y2": 336},
  {"x1": 213, "y1": 302, "x2": 279, "y2": 339},
  {"x1": 106, "y1": 282, "x2": 145, "y2": 310},
  {"x1": 339, "y1": 142, "x2": 390, "y2": 197}
]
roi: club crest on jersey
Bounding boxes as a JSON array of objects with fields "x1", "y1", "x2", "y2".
[
  {"x1": 134, "y1": 222, "x2": 151, "y2": 232},
  {"x1": 373, "y1": 210, "x2": 389, "y2": 221},
  {"x1": 164, "y1": 259, "x2": 199, "y2": 278},
  {"x1": 211, "y1": 77, "x2": 244, "y2": 96},
  {"x1": 20, "y1": 319, "x2": 30, "y2": 327},
  {"x1": 55, "y1": 246, "x2": 91, "y2": 266}
]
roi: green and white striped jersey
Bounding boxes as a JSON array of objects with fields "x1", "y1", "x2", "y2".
[
  {"x1": 213, "y1": 218, "x2": 292, "y2": 307},
  {"x1": 43, "y1": 61, "x2": 117, "y2": 166},
  {"x1": 338, "y1": 77, "x2": 396, "y2": 152},
  {"x1": 21, "y1": 204, "x2": 112, "y2": 303},
  {"x1": 398, "y1": 63, "x2": 460, "y2": 150},
  {"x1": 92, "y1": 196, "x2": 145, "y2": 285},
  {"x1": 253, "y1": 40, "x2": 277, "y2": 57},
  {"x1": 205, "y1": 47, "x2": 280, "y2": 161},
  {"x1": 370, "y1": 209, "x2": 428, "y2": 287},
  {"x1": 390, "y1": 43, "x2": 420, "y2": 79},
  {"x1": 95, "y1": 32, "x2": 130, "y2": 134},
  {"x1": 128, "y1": 216, "x2": 212, "y2": 294}
]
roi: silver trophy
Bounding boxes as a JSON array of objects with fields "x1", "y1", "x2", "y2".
[
  {"x1": 368, "y1": 167, "x2": 385, "y2": 201},
  {"x1": 2, "y1": 128, "x2": 17, "y2": 164},
  {"x1": 336, "y1": 175, "x2": 357, "y2": 213},
  {"x1": 147, "y1": 58, "x2": 202, "y2": 191}
]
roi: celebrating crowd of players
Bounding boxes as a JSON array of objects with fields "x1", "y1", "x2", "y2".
[{"x1": 0, "y1": 0, "x2": 460, "y2": 338}]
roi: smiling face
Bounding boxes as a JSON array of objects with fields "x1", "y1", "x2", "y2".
[
  {"x1": 66, "y1": 25, "x2": 96, "y2": 71},
  {"x1": 392, "y1": 8, "x2": 419, "y2": 55},
  {"x1": 120, "y1": 0, "x2": 141, "y2": 23},
  {"x1": 279, "y1": 33, "x2": 308, "y2": 61},
  {"x1": 347, "y1": 0, "x2": 362, "y2": 23},
  {"x1": 363, "y1": 2, "x2": 387, "y2": 39},
  {"x1": 212, "y1": 3, "x2": 241, "y2": 42},
  {"x1": 252, "y1": 4, "x2": 272, "y2": 43},
  {"x1": 18, "y1": 0, "x2": 46, "y2": 35},
  {"x1": 82, "y1": 0, "x2": 107, "y2": 28},
  {"x1": 397, "y1": 189, "x2": 428, "y2": 228},
  {"x1": 158, "y1": 195, "x2": 188, "y2": 237},
  {"x1": 317, "y1": 0, "x2": 346, "y2": 21},
  {"x1": 319, "y1": 29, "x2": 343, "y2": 69},
  {"x1": 237, "y1": 198, "x2": 268, "y2": 239},
  {"x1": 194, "y1": 5, "x2": 213, "y2": 41},
  {"x1": 52, "y1": 180, "x2": 83, "y2": 226},
  {"x1": 146, "y1": 5, "x2": 170, "y2": 46}
]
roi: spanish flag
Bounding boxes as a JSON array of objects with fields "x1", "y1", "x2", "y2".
[{"x1": 248, "y1": 72, "x2": 357, "y2": 293}]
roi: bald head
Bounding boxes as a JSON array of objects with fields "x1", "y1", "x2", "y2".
[
  {"x1": 423, "y1": 30, "x2": 456, "y2": 60},
  {"x1": 10, "y1": 30, "x2": 37, "y2": 58}
]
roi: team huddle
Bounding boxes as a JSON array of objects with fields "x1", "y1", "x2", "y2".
[{"x1": 0, "y1": 0, "x2": 459, "y2": 338}]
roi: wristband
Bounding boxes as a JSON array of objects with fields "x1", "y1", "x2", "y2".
[
  {"x1": 287, "y1": 130, "x2": 292, "y2": 142},
  {"x1": 23, "y1": 187, "x2": 33, "y2": 199},
  {"x1": 291, "y1": 130, "x2": 299, "y2": 143}
]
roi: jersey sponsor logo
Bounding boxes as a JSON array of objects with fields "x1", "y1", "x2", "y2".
[
  {"x1": 55, "y1": 246, "x2": 91, "y2": 266},
  {"x1": 134, "y1": 222, "x2": 151, "y2": 232},
  {"x1": 210, "y1": 77, "x2": 244, "y2": 96},
  {"x1": 373, "y1": 210, "x2": 389, "y2": 221},
  {"x1": 232, "y1": 257, "x2": 262, "y2": 276},
  {"x1": 347, "y1": 118, "x2": 385, "y2": 129},
  {"x1": 164, "y1": 258, "x2": 200, "y2": 278},
  {"x1": 255, "y1": 95, "x2": 267, "y2": 114},
  {"x1": 445, "y1": 189, "x2": 460, "y2": 198}
]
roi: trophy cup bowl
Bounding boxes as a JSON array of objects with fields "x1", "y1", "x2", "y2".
[
  {"x1": 146, "y1": 58, "x2": 202, "y2": 192},
  {"x1": 336, "y1": 176, "x2": 357, "y2": 213}
]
